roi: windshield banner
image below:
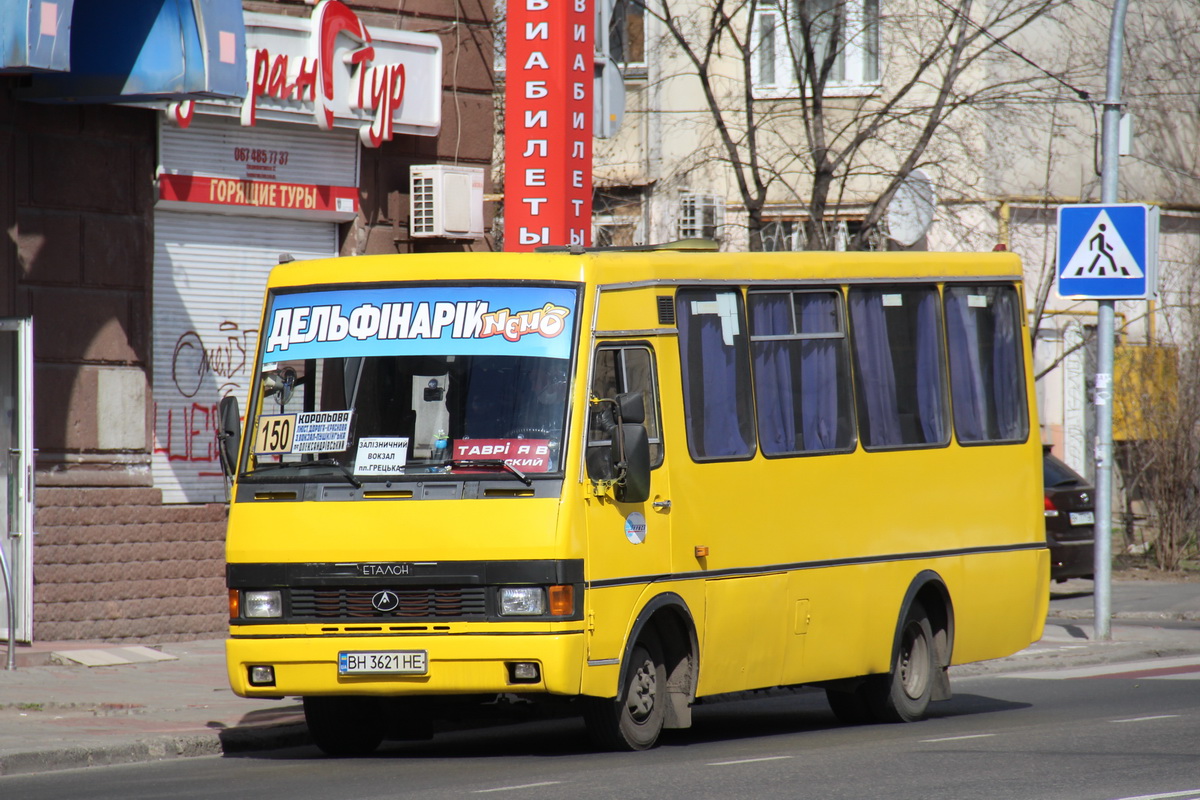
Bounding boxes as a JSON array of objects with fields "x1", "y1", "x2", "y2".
[{"x1": 262, "y1": 285, "x2": 577, "y2": 362}]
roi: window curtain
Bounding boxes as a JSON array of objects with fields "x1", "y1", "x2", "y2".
[
  {"x1": 799, "y1": 293, "x2": 841, "y2": 450},
  {"x1": 751, "y1": 294, "x2": 796, "y2": 454},
  {"x1": 946, "y1": 292, "x2": 988, "y2": 441},
  {"x1": 678, "y1": 292, "x2": 753, "y2": 458},
  {"x1": 992, "y1": 289, "x2": 1026, "y2": 440},
  {"x1": 849, "y1": 292, "x2": 902, "y2": 446},
  {"x1": 915, "y1": 290, "x2": 947, "y2": 443}
]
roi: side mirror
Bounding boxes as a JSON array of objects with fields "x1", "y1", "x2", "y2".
[
  {"x1": 217, "y1": 395, "x2": 241, "y2": 479},
  {"x1": 610, "y1": 421, "x2": 651, "y2": 504},
  {"x1": 615, "y1": 391, "x2": 645, "y2": 425}
]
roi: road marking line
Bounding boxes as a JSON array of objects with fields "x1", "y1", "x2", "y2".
[
  {"x1": 474, "y1": 782, "x2": 563, "y2": 793},
  {"x1": 708, "y1": 755, "x2": 794, "y2": 766},
  {"x1": 1108, "y1": 790, "x2": 1200, "y2": 800},
  {"x1": 920, "y1": 734, "x2": 997, "y2": 743},
  {"x1": 1110, "y1": 714, "x2": 1182, "y2": 724}
]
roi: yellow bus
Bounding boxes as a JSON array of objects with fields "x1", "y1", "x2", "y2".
[{"x1": 218, "y1": 244, "x2": 1048, "y2": 755}]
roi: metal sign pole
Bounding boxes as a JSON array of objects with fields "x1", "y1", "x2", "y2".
[
  {"x1": 0, "y1": 541, "x2": 14, "y2": 670},
  {"x1": 1094, "y1": 0, "x2": 1130, "y2": 641}
]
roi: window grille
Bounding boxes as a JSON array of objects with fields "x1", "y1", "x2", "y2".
[{"x1": 678, "y1": 194, "x2": 725, "y2": 241}]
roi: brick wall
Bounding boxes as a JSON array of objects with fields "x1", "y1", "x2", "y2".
[{"x1": 33, "y1": 488, "x2": 227, "y2": 643}]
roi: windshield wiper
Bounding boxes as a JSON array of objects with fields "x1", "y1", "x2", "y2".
[
  {"x1": 246, "y1": 458, "x2": 362, "y2": 488},
  {"x1": 449, "y1": 459, "x2": 533, "y2": 486}
]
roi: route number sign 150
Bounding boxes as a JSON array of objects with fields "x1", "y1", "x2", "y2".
[{"x1": 254, "y1": 414, "x2": 296, "y2": 454}]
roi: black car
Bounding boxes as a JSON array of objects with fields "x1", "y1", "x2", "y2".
[{"x1": 1044, "y1": 447, "x2": 1096, "y2": 582}]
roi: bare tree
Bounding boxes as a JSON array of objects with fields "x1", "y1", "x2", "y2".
[
  {"x1": 1113, "y1": 274, "x2": 1200, "y2": 571},
  {"x1": 636, "y1": 0, "x2": 1084, "y2": 250}
]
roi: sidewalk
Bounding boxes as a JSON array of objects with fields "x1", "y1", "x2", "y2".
[
  {"x1": 0, "y1": 637, "x2": 308, "y2": 777},
  {"x1": 0, "y1": 578, "x2": 1197, "y2": 777}
]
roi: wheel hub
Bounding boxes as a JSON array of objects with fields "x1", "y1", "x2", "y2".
[{"x1": 626, "y1": 657, "x2": 657, "y2": 721}]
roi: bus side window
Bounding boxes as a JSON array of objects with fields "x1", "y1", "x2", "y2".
[
  {"x1": 676, "y1": 288, "x2": 756, "y2": 460},
  {"x1": 748, "y1": 289, "x2": 856, "y2": 455},
  {"x1": 848, "y1": 286, "x2": 949, "y2": 449},
  {"x1": 587, "y1": 346, "x2": 663, "y2": 479},
  {"x1": 944, "y1": 285, "x2": 1028, "y2": 443}
]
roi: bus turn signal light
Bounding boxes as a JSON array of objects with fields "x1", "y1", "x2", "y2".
[{"x1": 548, "y1": 584, "x2": 574, "y2": 616}]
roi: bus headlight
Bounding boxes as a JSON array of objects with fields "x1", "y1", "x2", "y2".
[
  {"x1": 243, "y1": 590, "x2": 283, "y2": 618},
  {"x1": 499, "y1": 587, "x2": 545, "y2": 616}
]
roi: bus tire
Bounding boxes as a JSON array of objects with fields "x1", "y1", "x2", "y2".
[
  {"x1": 303, "y1": 695, "x2": 386, "y2": 757},
  {"x1": 866, "y1": 601, "x2": 935, "y2": 723},
  {"x1": 584, "y1": 638, "x2": 666, "y2": 751}
]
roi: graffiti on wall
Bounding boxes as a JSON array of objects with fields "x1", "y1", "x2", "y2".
[{"x1": 154, "y1": 320, "x2": 258, "y2": 474}]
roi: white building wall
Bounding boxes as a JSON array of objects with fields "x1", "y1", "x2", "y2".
[{"x1": 586, "y1": 0, "x2": 1200, "y2": 479}]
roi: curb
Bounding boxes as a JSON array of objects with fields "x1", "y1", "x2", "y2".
[
  {"x1": 0, "y1": 736, "x2": 222, "y2": 778},
  {"x1": 0, "y1": 723, "x2": 310, "y2": 778},
  {"x1": 220, "y1": 722, "x2": 311, "y2": 753},
  {"x1": 1050, "y1": 610, "x2": 1200, "y2": 622}
]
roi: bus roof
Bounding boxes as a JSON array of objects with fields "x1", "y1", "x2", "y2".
[{"x1": 266, "y1": 249, "x2": 1025, "y2": 291}]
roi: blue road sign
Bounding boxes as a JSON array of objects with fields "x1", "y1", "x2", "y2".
[{"x1": 1057, "y1": 204, "x2": 1152, "y2": 299}]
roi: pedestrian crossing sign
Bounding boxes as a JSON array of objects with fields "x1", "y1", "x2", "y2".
[{"x1": 1057, "y1": 204, "x2": 1158, "y2": 300}]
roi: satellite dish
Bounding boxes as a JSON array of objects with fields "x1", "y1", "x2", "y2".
[
  {"x1": 593, "y1": 55, "x2": 626, "y2": 139},
  {"x1": 886, "y1": 169, "x2": 936, "y2": 246}
]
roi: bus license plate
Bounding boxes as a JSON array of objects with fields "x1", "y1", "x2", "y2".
[
  {"x1": 1069, "y1": 511, "x2": 1094, "y2": 526},
  {"x1": 338, "y1": 650, "x2": 428, "y2": 675}
]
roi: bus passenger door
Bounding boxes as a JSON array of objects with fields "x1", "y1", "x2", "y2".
[{"x1": 583, "y1": 344, "x2": 671, "y2": 664}]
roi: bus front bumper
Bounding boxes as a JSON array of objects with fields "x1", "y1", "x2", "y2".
[{"x1": 226, "y1": 631, "x2": 586, "y2": 698}]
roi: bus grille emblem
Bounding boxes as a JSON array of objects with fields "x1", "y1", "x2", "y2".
[{"x1": 372, "y1": 590, "x2": 400, "y2": 612}]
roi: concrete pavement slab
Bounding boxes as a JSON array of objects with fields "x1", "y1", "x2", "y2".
[{"x1": 51, "y1": 646, "x2": 179, "y2": 668}]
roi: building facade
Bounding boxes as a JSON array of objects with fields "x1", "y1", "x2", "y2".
[
  {"x1": 587, "y1": 0, "x2": 1200, "y2": 497},
  {"x1": 1, "y1": 0, "x2": 495, "y2": 643}
]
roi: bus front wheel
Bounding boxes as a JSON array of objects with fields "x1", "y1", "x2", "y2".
[
  {"x1": 865, "y1": 601, "x2": 935, "y2": 723},
  {"x1": 585, "y1": 638, "x2": 666, "y2": 751},
  {"x1": 303, "y1": 695, "x2": 386, "y2": 757}
]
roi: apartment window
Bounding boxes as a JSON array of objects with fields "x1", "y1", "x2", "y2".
[
  {"x1": 752, "y1": 0, "x2": 880, "y2": 97},
  {"x1": 678, "y1": 194, "x2": 725, "y2": 241},
  {"x1": 494, "y1": 0, "x2": 507, "y2": 74},
  {"x1": 609, "y1": 0, "x2": 645, "y2": 68},
  {"x1": 594, "y1": 187, "x2": 645, "y2": 246},
  {"x1": 594, "y1": 221, "x2": 641, "y2": 247}
]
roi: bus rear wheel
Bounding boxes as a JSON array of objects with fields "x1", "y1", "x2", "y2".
[
  {"x1": 585, "y1": 638, "x2": 666, "y2": 751},
  {"x1": 303, "y1": 695, "x2": 386, "y2": 757},
  {"x1": 865, "y1": 601, "x2": 935, "y2": 723}
]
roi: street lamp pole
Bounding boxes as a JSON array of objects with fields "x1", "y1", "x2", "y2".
[{"x1": 1094, "y1": 0, "x2": 1130, "y2": 642}]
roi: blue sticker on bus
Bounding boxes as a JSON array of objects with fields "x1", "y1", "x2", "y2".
[{"x1": 262, "y1": 285, "x2": 577, "y2": 363}]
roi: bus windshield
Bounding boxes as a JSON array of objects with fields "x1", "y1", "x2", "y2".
[{"x1": 240, "y1": 283, "x2": 578, "y2": 482}]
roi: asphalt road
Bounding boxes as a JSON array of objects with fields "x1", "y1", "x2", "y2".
[{"x1": 4, "y1": 655, "x2": 1198, "y2": 800}]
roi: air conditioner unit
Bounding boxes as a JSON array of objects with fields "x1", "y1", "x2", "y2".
[{"x1": 410, "y1": 165, "x2": 486, "y2": 239}]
